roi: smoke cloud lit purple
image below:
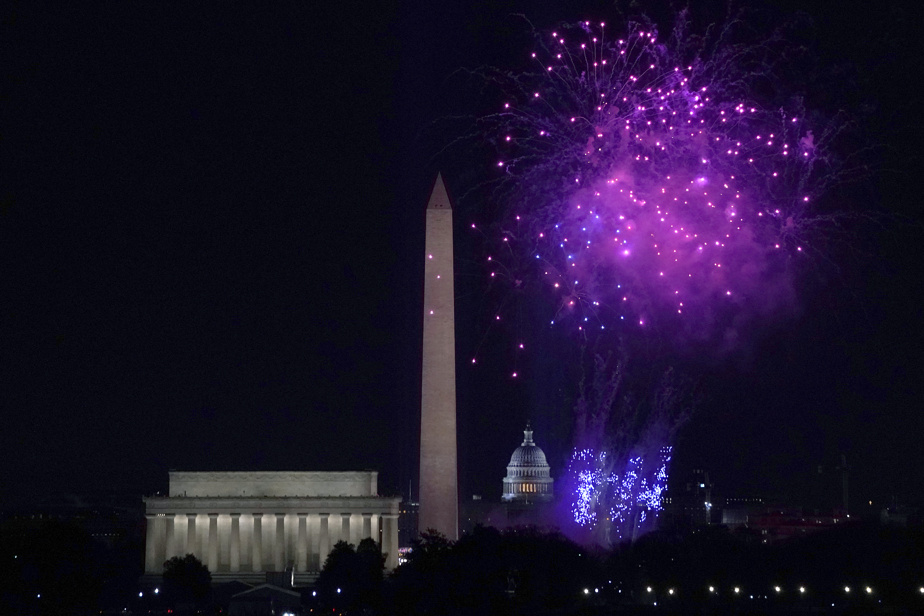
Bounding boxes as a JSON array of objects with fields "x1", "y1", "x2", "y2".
[
  {"x1": 476, "y1": 15, "x2": 844, "y2": 348},
  {"x1": 466, "y1": 13, "x2": 851, "y2": 543}
]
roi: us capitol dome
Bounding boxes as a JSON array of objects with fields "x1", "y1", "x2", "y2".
[{"x1": 501, "y1": 422, "x2": 554, "y2": 503}]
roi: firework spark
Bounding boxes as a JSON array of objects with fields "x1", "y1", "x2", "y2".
[
  {"x1": 463, "y1": 13, "x2": 849, "y2": 542},
  {"x1": 475, "y1": 15, "x2": 842, "y2": 347},
  {"x1": 568, "y1": 446, "x2": 671, "y2": 541}
]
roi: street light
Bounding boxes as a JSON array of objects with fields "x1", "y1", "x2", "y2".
[
  {"x1": 734, "y1": 587, "x2": 740, "y2": 594},
  {"x1": 844, "y1": 586, "x2": 851, "y2": 594},
  {"x1": 774, "y1": 586, "x2": 781, "y2": 593},
  {"x1": 799, "y1": 586, "x2": 806, "y2": 594}
]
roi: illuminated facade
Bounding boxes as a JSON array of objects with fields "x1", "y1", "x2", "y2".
[
  {"x1": 143, "y1": 471, "x2": 400, "y2": 583},
  {"x1": 501, "y1": 423, "x2": 554, "y2": 503}
]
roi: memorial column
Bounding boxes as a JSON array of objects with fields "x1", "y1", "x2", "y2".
[
  {"x1": 252, "y1": 513, "x2": 263, "y2": 572},
  {"x1": 296, "y1": 514, "x2": 308, "y2": 572},
  {"x1": 341, "y1": 513, "x2": 351, "y2": 547},
  {"x1": 186, "y1": 514, "x2": 197, "y2": 558},
  {"x1": 164, "y1": 514, "x2": 176, "y2": 560},
  {"x1": 382, "y1": 513, "x2": 399, "y2": 570},
  {"x1": 318, "y1": 514, "x2": 330, "y2": 566},
  {"x1": 307, "y1": 514, "x2": 318, "y2": 571},
  {"x1": 144, "y1": 514, "x2": 162, "y2": 573},
  {"x1": 207, "y1": 513, "x2": 219, "y2": 572},
  {"x1": 274, "y1": 513, "x2": 285, "y2": 571},
  {"x1": 362, "y1": 513, "x2": 372, "y2": 540},
  {"x1": 230, "y1": 513, "x2": 241, "y2": 572}
]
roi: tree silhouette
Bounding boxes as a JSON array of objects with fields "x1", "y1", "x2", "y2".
[
  {"x1": 317, "y1": 539, "x2": 385, "y2": 612},
  {"x1": 162, "y1": 554, "x2": 211, "y2": 605},
  {"x1": 387, "y1": 526, "x2": 599, "y2": 615}
]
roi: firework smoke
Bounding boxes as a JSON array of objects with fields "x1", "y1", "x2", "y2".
[
  {"x1": 474, "y1": 12, "x2": 851, "y2": 348},
  {"x1": 461, "y1": 11, "x2": 854, "y2": 542},
  {"x1": 565, "y1": 352, "x2": 690, "y2": 544}
]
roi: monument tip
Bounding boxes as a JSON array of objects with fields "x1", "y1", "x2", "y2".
[{"x1": 427, "y1": 172, "x2": 453, "y2": 210}]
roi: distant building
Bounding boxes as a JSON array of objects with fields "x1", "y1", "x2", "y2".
[
  {"x1": 720, "y1": 497, "x2": 765, "y2": 529},
  {"x1": 747, "y1": 506, "x2": 847, "y2": 542},
  {"x1": 712, "y1": 495, "x2": 852, "y2": 542},
  {"x1": 662, "y1": 468, "x2": 714, "y2": 530},
  {"x1": 0, "y1": 491, "x2": 144, "y2": 549},
  {"x1": 142, "y1": 471, "x2": 400, "y2": 584},
  {"x1": 460, "y1": 424, "x2": 556, "y2": 533},
  {"x1": 460, "y1": 495, "x2": 508, "y2": 535},
  {"x1": 398, "y1": 499, "x2": 419, "y2": 548},
  {"x1": 501, "y1": 422, "x2": 554, "y2": 504}
]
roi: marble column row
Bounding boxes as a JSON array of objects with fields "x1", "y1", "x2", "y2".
[{"x1": 145, "y1": 512, "x2": 384, "y2": 574}]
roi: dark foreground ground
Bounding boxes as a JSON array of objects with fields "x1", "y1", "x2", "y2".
[{"x1": 3, "y1": 518, "x2": 923, "y2": 615}]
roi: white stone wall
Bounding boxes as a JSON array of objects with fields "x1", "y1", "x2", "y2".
[
  {"x1": 144, "y1": 495, "x2": 401, "y2": 575},
  {"x1": 168, "y1": 471, "x2": 378, "y2": 498},
  {"x1": 146, "y1": 472, "x2": 399, "y2": 577}
]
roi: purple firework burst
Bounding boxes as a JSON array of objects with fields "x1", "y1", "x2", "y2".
[
  {"x1": 476, "y1": 14, "x2": 845, "y2": 347},
  {"x1": 464, "y1": 13, "x2": 853, "y2": 542}
]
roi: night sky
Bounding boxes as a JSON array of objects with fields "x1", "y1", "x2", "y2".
[{"x1": 3, "y1": 0, "x2": 923, "y2": 514}]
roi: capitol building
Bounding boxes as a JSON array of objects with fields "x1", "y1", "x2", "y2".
[
  {"x1": 501, "y1": 422, "x2": 554, "y2": 504},
  {"x1": 459, "y1": 423, "x2": 557, "y2": 534}
]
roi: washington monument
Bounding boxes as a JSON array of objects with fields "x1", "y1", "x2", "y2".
[{"x1": 418, "y1": 173, "x2": 459, "y2": 540}]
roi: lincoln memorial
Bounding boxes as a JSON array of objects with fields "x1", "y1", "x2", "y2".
[{"x1": 143, "y1": 471, "x2": 401, "y2": 582}]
